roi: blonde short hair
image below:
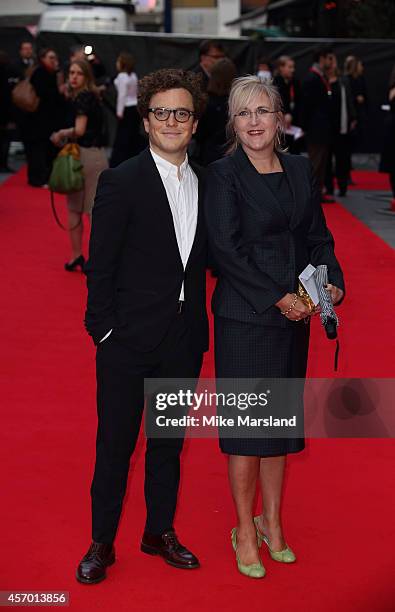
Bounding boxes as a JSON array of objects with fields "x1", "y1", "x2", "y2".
[{"x1": 226, "y1": 75, "x2": 286, "y2": 154}]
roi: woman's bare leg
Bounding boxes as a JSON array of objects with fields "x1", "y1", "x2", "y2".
[
  {"x1": 228, "y1": 454, "x2": 261, "y2": 564},
  {"x1": 256, "y1": 455, "x2": 287, "y2": 551},
  {"x1": 68, "y1": 210, "x2": 83, "y2": 260}
]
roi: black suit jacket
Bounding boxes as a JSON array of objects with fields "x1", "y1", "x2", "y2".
[
  {"x1": 85, "y1": 148, "x2": 209, "y2": 352},
  {"x1": 204, "y1": 147, "x2": 345, "y2": 328},
  {"x1": 330, "y1": 77, "x2": 357, "y2": 135},
  {"x1": 272, "y1": 75, "x2": 301, "y2": 125},
  {"x1": 192, "y1": 65, "x2": 209, "y2": 91},
  {"x1": 300, "y1": 69, "x2": 333, "y2": 144}
]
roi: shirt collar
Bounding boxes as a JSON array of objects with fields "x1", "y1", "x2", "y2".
[
  {"x1": 200, "y1": 64, "x2": 210, "y2": 78},
  {"x1": 150, "y1": 148, "x2": 189, "y2": 181}
]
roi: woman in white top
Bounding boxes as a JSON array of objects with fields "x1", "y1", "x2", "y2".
[{"x1": 110, "y1": 52, "x2": 144, "y2": 167}]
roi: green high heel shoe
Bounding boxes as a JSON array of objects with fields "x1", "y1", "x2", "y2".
[
  {"x1": 230, "y1": 528, "x2": 266, "y2": 578},
  {"x1": 253, "y1": 517, "x2": 296, "y2": 563}
]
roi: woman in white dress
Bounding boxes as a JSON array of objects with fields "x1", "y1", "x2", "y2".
[{"x1": 110, "y1": 52, "x2": 143, "y2": 167}]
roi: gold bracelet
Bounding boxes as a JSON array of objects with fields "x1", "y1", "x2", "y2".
[{"x1": 280, "y1": 293, "x2": 298, "y2": 316}]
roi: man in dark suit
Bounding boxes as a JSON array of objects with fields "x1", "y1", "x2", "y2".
[
  {"x1": 77, "y1": 69, "x2": 208, "y2": 584},
  {"x1": 301, "y1": 46, "x2": 336, "y2": 203},
  {"x1": 192, "y1": 39, "x2": 226, "y2": 91},
  {"x1": 12, "y1": 40, "x2": 35, "y2": 80},
  {"x1": 273, "y1": 55, "x2": 302, "y2": 154}
]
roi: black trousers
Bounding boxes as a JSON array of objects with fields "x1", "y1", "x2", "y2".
[
  {"x1": 325, "y1": 134, "x2": 351, "y2": 195},
  {"x1": 306, "y1": 141, "x2": 329, "y2": 193},
  {"x1": 0, "y1": 125, "x2": 11, "y2": 169},
  {"x1": 91, "y1": 312, "x2": 203, "y2": 543},
  {"x1": 389, "y1": 169, "x2": 395, "y2": 198},
  {"x1": 109, "y1": 106, "x2": 145, "y2": 168},
  {"x1": 24, "y1": 138, "x2": 57, "y2": 186}
]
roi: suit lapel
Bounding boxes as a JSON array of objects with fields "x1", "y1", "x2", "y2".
[
  {"x1": 278, "y1": 152, "x2": 308, "y2": 230},
  {"x1": 185, "y1": 160, "x2": 205, "y2": 270},
  {"x1": 231, "y1": 147, "x2": 307, "y2": 231},
  {"x1": 230, "y1": 146, "x2": 288, "y2": 224}
]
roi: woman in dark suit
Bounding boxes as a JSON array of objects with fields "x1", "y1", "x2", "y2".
[{"x1": 205, "y1": 76, "x2": 345, "y2": 579}]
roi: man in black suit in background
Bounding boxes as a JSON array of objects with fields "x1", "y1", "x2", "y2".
[
  {"x1": 301, "y1": 46, "x2": 336, "y2": 203},
  {"x1": 13, "y1": 40, "x2": 35, "y2": 80},
  {"x1": 273, "y1": 55, "x2": 302, "y2": 154},
  {"x1": 193, "y1": 39, "x2": 226, "y2": 91},
  {"x1": 77, "y1": 69, "x2": 208, "y2": 584}
]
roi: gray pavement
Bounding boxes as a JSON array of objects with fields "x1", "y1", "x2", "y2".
[
  {"x1": 0, "y1": 144, "x2": 25, "y2": 186},
  {"x1": 337, "y1": 189, "x2": 395, "y2": 250},
  {"x1": 327, "y1": 152, "x2": 395, "y2": 250},
  {"x1": 0, "y1": 161, "x2": 24, "y2": 185}
]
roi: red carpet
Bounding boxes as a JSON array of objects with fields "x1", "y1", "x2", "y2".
[
  {"x1": 348, "y1": 169, "x2": 390, "y2": 192},
  {"x1": 1, "y1": 168, "x2": 394, "y2": 611}
]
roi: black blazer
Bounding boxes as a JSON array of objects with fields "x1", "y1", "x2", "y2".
[
  {"x1": 300, "y1": 70, "x2": 333, "y2": 144},
  {"x1": 330, "y1": 77, "x2": 357, "y2": 135},
  {"x1": 272, "y1": 74, "x2": 301, "y2": 125},
  {"x1": 204, "y1": 147, "x2": 345, "y2": 328},
  {"x1": 84, "y1": 148, "x2": 209, "y2": 352},
  {"x1": 192, "y1": 65, "x2": 209, "y2": 91}
]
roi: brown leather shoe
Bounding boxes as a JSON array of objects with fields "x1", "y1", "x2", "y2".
[
  {"x1": 76, "y1": 541, "x2": 115, "y2": 584},
  {"x1": 141, "y1": 529, "x2": 200, "y2": 569}
]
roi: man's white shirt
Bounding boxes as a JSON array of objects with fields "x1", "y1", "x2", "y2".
[{"x1": 100, "y1": 148, "x2": 198, "y2": 343}]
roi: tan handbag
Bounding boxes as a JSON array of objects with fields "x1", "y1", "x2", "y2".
[{"x1": 12, "y1": 68, "x2": 39, "y2": 113}]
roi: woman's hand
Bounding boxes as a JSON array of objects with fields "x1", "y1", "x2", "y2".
[
  {"x1": 50, "y1": 130, "x2": 66, "y2": 147},
  {"x1": 325, "y1": 284, "x2": 344, "y2": 305},
  {"x1": 275, "y1": 293, "x2": 311, "y2": 321}
]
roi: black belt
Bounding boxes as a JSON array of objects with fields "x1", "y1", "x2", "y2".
[{"x1": 177, "y1": 300, "x2": 184, "y2": 314}]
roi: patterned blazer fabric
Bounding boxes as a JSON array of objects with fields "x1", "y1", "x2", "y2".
[{"x1": 204, "y1": 146, "x2": 345, "y2": 328}]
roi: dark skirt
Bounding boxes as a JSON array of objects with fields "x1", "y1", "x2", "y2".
[{"x1": 214, "y1": 316, "x2": 310, "y2": 457}]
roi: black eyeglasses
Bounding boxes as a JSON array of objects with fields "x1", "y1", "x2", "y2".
[{"x1": 148, "y1": 108, "x2": 195, "y2": 123}]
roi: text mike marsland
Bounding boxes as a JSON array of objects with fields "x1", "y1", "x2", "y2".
[{"x1": 155, "y1": 415, "x2": 298, "y2": 428}]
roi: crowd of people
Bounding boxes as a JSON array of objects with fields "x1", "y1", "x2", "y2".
[
  {"x1": 0, "y1": 39, "x2": 391, "y2": 197},
  {"x1": 250, "y1": 46, "x2": 369, "y2": 201}
]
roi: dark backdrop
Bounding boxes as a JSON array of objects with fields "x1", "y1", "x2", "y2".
[
  {"x1": 1, "y1": 28, "x2": 394, "y2": 153},
  {"x1": 0, "y1": 26, "x2": 35, "y2": 54}
]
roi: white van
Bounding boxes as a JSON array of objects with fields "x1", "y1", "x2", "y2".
[{"x1": 38, "y1": 1, "x2": 136, "y2": 33}]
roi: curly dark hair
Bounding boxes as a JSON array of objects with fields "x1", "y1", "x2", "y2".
[{"x1": 137, "y1": 68, "x2": 206, "y2": 119}]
